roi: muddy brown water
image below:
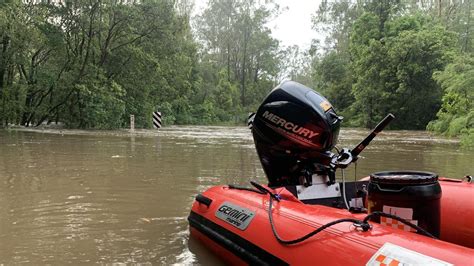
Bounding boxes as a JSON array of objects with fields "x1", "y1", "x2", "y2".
[{"x1": 0, "y1": 127, "x2": 472, "y2": 264}]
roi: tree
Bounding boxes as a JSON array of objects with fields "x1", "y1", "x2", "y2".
[
  {"x1": 194, "y1": 0, "x2": 281, "y2": 119},
  {"x1": 312, "y1": 51, "x2": 353, "y2": 116},
  {"x1": 0, "y1": 0, "x2": 200, "y2": 128},
  {"x1": 312, "y1": 0, "x2": 363, "y2": 53},
  {"x1": 350, "y1": 11, "x2": 456, "y2": 129},
  {"x1": 310, "y1": 0, "x2": 471, "y2": 131},
  {"x1": 405, "y1": 0, "x2": 473, "y2": 54},
  {"x1": 428, "y1": 55, "x2": 474, "y2": 148}
]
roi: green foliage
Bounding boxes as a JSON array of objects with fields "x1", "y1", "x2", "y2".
[
  {"x1": 312, "y1": 51, "x2": 353, "y2": 116},
  {"x1": 1, "y1": 0, "x2": 472, "y2": 134},
  {"x1": 428, "y1": 55, "x2": 474, "y2": 148},
  {"x1": 66, "y1": 80, "x2": 126, "y2": 129},
  {"x1": 311, "y1": 0, "x2": 472, "y2": 150},
  {"x1": 155, "y1": 102, "x2": 175, "y2": 126},
  {"x1": 0, "y1": 83, "x2": 27, "y2": 124},
  {"x1": 460, "y1": 128, "x2": 474, "y2": 149},
  {"x1": 350, "y1": 11, "x2": 456, "y2": 129},
  {"x1": 0, "y1": 0, "x2": 285, "y2": 128},
  {"x1": 312, "y1": 0, "x2": 363, "y2": 52},
  {"x1": 0, "y1": 0, "x2": 201, "y2": 128},
  {"x1": 194, "y1": 0, "x2": 281, "y2": 122}
]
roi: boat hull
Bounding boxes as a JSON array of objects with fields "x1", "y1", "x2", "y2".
[
  {"x1": 188, "y1": 179, "x2": 474, "y2": 265},
  {"x1": 439, "y1": 178, "x2": 474, "y2": 248}
]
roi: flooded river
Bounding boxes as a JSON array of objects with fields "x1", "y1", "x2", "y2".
[{"x1": 0, "y1": 127, "x2": 472, "y2": 264}]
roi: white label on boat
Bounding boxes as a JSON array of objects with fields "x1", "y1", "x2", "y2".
[
  {"x1": 382, "y1": 205, "x2": 413, "y2": 220},
  {"x1": 350, "y1": 197, "x2": 364, "y2": 208},
  {"x1": 215, "y1": 201, "x2": 255, "y2": 230},
  {"x1": 381, "y1": 206, "x2": 419, "y2": 232},
  {"x1": 296, "y1": 183, "x2": 341, "y2": 200},
  {"x1": 366, "y1": 242, "x2": 453, "y2": 266}
]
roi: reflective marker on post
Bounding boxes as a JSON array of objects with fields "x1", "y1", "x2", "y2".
[
  {"x1": 248, "y1": 112, "x2": 255, "y2": 129},
  {"x1": 153, "y1": 111, "x2": 162, "y2": 129}
]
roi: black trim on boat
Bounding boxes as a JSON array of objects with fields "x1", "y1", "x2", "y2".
[
  {"x1": 188, "y1": 211, "x2": 288, "y2": 266},
  {"x1": 195, "y1": 194, "x2": 213, "y2": 207}
]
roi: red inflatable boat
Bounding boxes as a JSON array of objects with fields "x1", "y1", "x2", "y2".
[
  {"x1": 188, "y1": 178, "x2": 473, "y2": 265},
  {"x1": 188, "y1": 81, "x2": 474, "y2": 265}
]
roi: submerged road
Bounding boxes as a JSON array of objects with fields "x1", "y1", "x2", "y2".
[{"x1": 0, "y1": 127, "x2": 471, "y2": 264}]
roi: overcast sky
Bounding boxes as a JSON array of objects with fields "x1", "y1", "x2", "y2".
[
  {"x1": 193, "y1": 0, "x2": 323, "y2": 50},
  {"x1": 267, "y1": 0, "x2": 322, "y2": 49}
]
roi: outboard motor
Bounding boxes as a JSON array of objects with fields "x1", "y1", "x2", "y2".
[
  {"x1": 252, "y1": 81, "x2": 394, "y2": 188},
  {"x1": 252, "y1": 81, "x2": 342, "y2": 187}
]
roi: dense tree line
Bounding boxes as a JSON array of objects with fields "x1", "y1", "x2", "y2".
[
  {"x1": 192, "y1": 0, "x2": 281, "y2": 123},
  {"x1": 0, "y1": 0, "x2": 285, "y2": 128},
  {"x1": 0, "y1": 0, "x2": 201, "y2": 128},
  {"x1": 0, "y1": 0, "x2": 472, "y2": 147},
  {"x1": 311, "y1": 0, "x2": 473, "y2": 147}
]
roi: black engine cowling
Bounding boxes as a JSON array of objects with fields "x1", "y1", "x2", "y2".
[{"x1": 252, "y1": 81, "x2": 342, "y2": 187}]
